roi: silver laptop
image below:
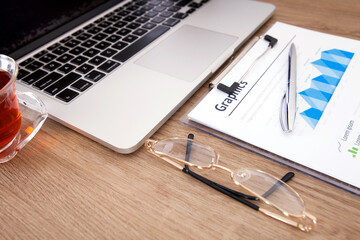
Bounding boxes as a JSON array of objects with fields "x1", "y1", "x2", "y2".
[{"x1": 2, "y1": 0, "x2": 274, "y2": 153}]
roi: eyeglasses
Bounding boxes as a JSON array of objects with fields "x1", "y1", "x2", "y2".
[{"x1": 145, "y1": 134, "x2": 317, "y2": 232}]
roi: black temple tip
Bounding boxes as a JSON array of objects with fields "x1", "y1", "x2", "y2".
[
  {"x1": 281, "y1": 172, "x2": 295, "y2": 182},
  {"x1": 264, "y1": 35, "x2": 278, "y2": 48}
]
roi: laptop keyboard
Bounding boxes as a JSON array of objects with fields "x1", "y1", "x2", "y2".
[{"x1": 17, "y1": 0, "x2": 209, "y2": 103}]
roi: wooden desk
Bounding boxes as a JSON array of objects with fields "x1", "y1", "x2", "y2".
[{"x1": 1, "y1": 0, "x2": 359, "y2": 239}]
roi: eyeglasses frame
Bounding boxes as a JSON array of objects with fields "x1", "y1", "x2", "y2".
[{"x1": 145, "y1": 137, "x2": 316, "y2": 232}]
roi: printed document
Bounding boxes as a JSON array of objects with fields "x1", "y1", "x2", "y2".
[{"x1": 188, "y1": 22, "x2": 360, "y2": 190}]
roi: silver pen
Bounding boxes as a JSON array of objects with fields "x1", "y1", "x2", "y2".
[{"x1": 280, "y1": 43, "x2": 297, "y2": 132}]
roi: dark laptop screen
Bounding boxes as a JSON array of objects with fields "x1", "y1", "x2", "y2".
[{"x1": 0, "y1": 0, "x2": 109, "y2": 56}]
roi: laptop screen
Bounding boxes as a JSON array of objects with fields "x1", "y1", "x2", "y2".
[{"x1": 0, "y1": 0, "x2": 110, "y2": 56}]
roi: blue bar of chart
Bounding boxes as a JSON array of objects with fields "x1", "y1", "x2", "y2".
[{"x1": 299, "y1": 49, "x2": 354, "y2": 128}]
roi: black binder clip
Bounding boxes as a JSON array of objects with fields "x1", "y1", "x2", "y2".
[{"x1": 216, "y1": 35, "x2": 278, "y2": 94}]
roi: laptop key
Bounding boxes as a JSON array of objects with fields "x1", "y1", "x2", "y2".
[
  {"x1": 103, "y1": 27, "x2": 118, "y2": 34},
  {"x1": 173, "y1": 12, "x2": 188, "y2": 19},
  {"x1": 58, "y1": 64, "x2": 76, "y2": 74},
  {"x1": 168, "y1": 6, "x2": 181, "y2": 12},
  {"x1": 123, "y1": 35, "x2": 138, "y2": 43},
  {"x1": 60, "y1": 36, "x2": 71, "y2": 43},
  {"x1": 117, "y1": 28, "x2": 132, "y2": 36},
  {"x1": 95, "y1": 17, "x2": 105, "y2": 24},
  {"x1": 34, "y1": 50, "x2": 48, "y2": 58},
  {"x1": 98, "y1": 60, "x2": 120, "y2": 73},
  {"x1": 136, "y1": 1, "x2": 148, "y2": 6},
  {"x1": 56, "y1": 89, "x2": 79, "y2": 102},
  {"x1": 65, "y1": 39, "x2": 81, "y2": 48},
  {"x1": 149, "y1": 0, "x2": 162, "y2": 5},
  {"x1": 161, "y1": 1, "x2": 174, "y2": 7},
  {"x1": 145, "y1": 11, "x2": 158, "y2": 18},
  {"x1": 127, "y1": 22, "x2": 141, "y2": 29},
  {"x1": 22, "y1": 69, "x2": 47, "y2": 85},
  {"x1": 48, "y1": 43, "x2": 61, "y2": 51},
  {"x1": 72, "y1": 29, "x2": 84, "y2": 36},
  {"x1": 136, "y1": 17, "x2": 150, "y2": 24},
  {"x1": 53, "y1": 46, "x2": 70, "y2": 55},
  {"x1": 106, "y1": 35, "x2": 121, "y2": 43},
  {"x1": 33, "y1": 72, "x2": 63, "y2": 90},
  {"x1": 117, "y1": 10, "x2": 130, "y2": 16},
  {"x1": 159, "y1": 11, "x2": 173, "y2": 18},
  {"x1": 84, "y1": 23, "x2": 95, "y2": 30},
  {"x1": 189, "y1": 2, "x2": 201, "y2": 8},
  {"x1": 76, "y1": 64, "x2": 94, "y2": 74},
  {"x1": 69, "y1": 46, "x2": 86, "y2": 55},
  {"x1": 113, "y1": 25, "x2": 169, "y2": 62},
  {"x1": 133, "y1": 28, "x2": 148, "y2": 36},
  {"x1": 133, "y1": 10, "x2": 145, "y2": 16},
  {"x1": 89, "y1": 56, "x2": 106, "y2": 65},
  {"x1": 39, "y1": 53, "x2": 58, "y2": 63},
  {"x1": 113, "y1": 21, "x2": 127, "y2": 28},
  {"x1": 141, "y1": 5, "x2": 154, "y2": 11},
  {"x1": 57, "y1": 54, "x2": 74, "y2": 63},
  {"x1": 98, "y1": 21, "x2": 112, "y2": 28},
  {"x1": 93, "y1": 33, "x2": 109, "y2": 41},
  {"x1": 85, "y1": 70, "x2": 106, "y2": 82},
  {"x1": 153, "y1": 6, "x2": 166, "y2": 12},
  {"x1": 71, "y1": 56, "x2": 89, "y2": 65},
  {"x1": 81, "y1": 40, "x2": 97, "y2": 48},
  {"x1": 95, "y1": 41, "x2": 111, "y2": 50},
  {"x1": 187, "y1": 8, "x2": 196, "y2": 14},
  {"x1": 163, "y1": 18, "x2": 179, "y2": 27},
  {"x1": 105, "y1": 12, "x2": 115, "y2": 18},
  {"x1": 177, "y1": 0, "x2": 191, "y2": 6},
  {"x1": 77, "y1": 33, "x2": 92, "y2": 41},
  {"x1": 44, "y1": 72, "x2": 81, "y2": 95},
  {"x1": 100, "y1": 48, "x2": 118, "y2": 57},
  {"x1": 17, "y1": 69, "x2": 30, "y2": 80},
  {"x1": 127, "y1": 5, "x2": 139, "y2": 11},
  {"x1": 123, "y1": 15, "x2": 137, "y2": 22},
  {"x1": 87, "y1": 27, "x2": 102, "y2": 34},
  {"x1": 112, "y1": 41, "x2": 128, "y2": 50},
  {"x1": 151, "y1": 16, "x2": 165, "y2": 23},
  {"x1": 83, "y1": 48, "x2": 100, "y2": 57},
  {"x1": 143, "y1": 22, "x2": 157, "y2": 29},
  {"x1": 71, "y1": 79, "x2": 93, "y2": 92},
  {"x1": 60, "y1": 36, "x2": 72, "y2": 44},
  {"x1": 19, "y1": 58, "x2": 34, "y2": 67},
  {"x1": 25, "y1": 61, "x2": 44, "y2": 71},
  {"x1": 43, "y1": 61, "x2": 61, "y2": 71},
  {"x1": 108, "y1": 16, "x2": 121, "y2": 22}
]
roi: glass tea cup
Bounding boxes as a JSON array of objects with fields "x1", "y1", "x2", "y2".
[{"x1": 0, "y1": 54, "x2": 48, "y2": 163}]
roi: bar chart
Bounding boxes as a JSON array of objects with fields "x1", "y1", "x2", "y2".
[{"x1": 299, "y1": 49, "x2": 354, "y2": 128}]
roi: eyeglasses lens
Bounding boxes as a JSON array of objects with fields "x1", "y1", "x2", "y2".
[
  {"x1": 234, "y1": 169, "x2": 304, "y2": 216},
  {"x1": 153, "y1": 139, "x2": 217, "y2": 168}
]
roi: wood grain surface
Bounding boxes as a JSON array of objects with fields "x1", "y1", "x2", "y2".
[{"x1": 1, "y1": 0, "x2": 360, "y2": 239}]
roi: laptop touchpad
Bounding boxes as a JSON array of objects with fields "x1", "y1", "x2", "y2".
[{"x1": 135, "y1": 25, "x2": 237, "y2": 82}]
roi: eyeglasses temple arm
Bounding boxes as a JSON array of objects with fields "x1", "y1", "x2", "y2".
[
  {"x1": 213, "y1": 181, "x2": 258, "y2": 200},
  {"x1": 183, "y1": 167, "x2": 259, "y2": 210}
]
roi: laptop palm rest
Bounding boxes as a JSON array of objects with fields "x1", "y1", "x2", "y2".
[{"x1": 135, "y1": 25, "x2": 237, "y2": 82}]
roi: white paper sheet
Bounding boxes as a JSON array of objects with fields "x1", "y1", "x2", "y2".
[{"x1": 188, "y1": 22, "x2": 360, "y2": 190}]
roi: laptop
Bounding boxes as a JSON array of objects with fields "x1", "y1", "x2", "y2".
[{"x1": 1, "y1": 0, "x2": 274, "y2": 153}]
